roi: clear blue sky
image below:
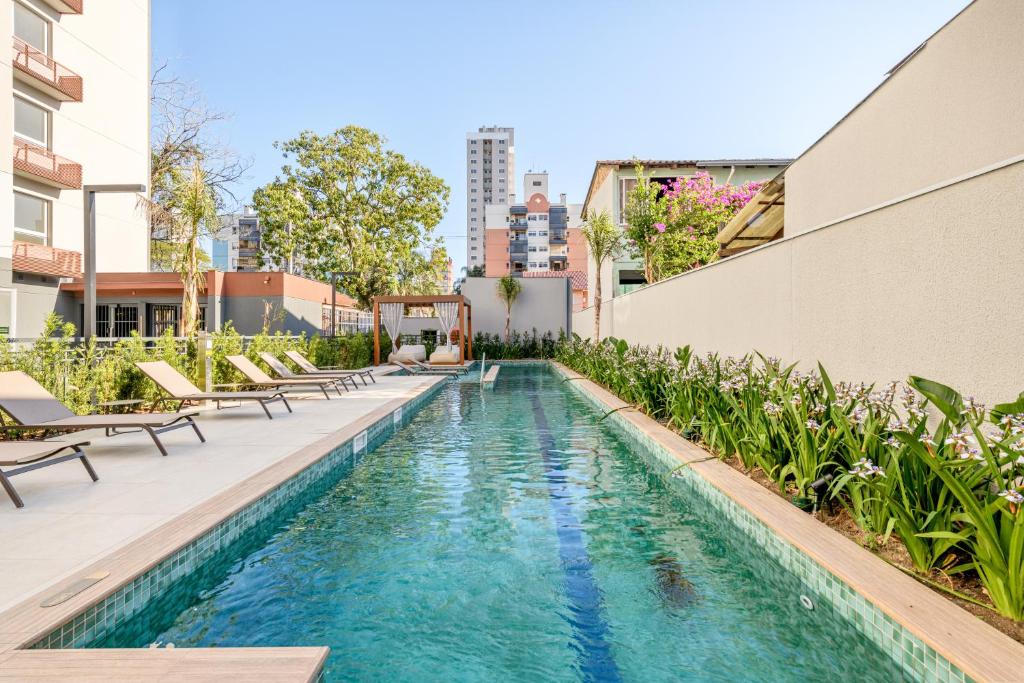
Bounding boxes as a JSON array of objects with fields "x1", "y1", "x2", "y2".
[{"x1": 153, "y1": 0, "x2": 970, "y2": 275}]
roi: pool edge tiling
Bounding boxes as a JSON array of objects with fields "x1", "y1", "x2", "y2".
[
  {"x1": 550, "y1": 361, "x2": 1024, "y2": 683},
  {"x1": 0, "y1": 375, "x2": 448, "y2": 681}
]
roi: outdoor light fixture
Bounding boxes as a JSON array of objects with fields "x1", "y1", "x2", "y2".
[
  {"x1": 810, "y1": 473, "x2": 834, "y2": 516},
  {"x1": 82, "y1": 184, "x2": 147, "y2": 340}
]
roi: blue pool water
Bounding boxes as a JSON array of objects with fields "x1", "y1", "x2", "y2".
[{"x1": 90, "y1": 366, "x2": 901, "y2": 681}]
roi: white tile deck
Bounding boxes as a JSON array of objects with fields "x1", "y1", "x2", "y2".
[{"x1": 0, "y1": 372, "x2": 435, "y2": 613}]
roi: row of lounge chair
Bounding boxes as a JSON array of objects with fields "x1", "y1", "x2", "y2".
[{"x1": 0, "y1": 351, "x2": 375, "y2": 508}]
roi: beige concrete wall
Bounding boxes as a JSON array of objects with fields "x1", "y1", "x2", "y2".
[
  {"x1": 462, "y1": 276, "x2": 570, "y2": 338},
  {"x1": 785, "y1": 0, "x2": 1024, "y2": 235},
  {"x1": 573, "y1": 160, "x2": 1024, "y2": 405}
]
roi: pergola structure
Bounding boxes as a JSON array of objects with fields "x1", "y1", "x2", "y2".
[{"x1": 372, "y1": 294, "x2": 473, "y2": 366}]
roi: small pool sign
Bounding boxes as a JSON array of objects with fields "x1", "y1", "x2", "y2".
[
  {"x1": 393, "y1": 407, "x2": 403, "y2": 426},
  {"x1": 354, "y1": 431, "x2": 368, "y2": 454}
]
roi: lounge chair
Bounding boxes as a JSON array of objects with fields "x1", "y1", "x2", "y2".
[
  {"x1": 226, "y1": 355, "x2": 345, "y2": 399},
  {"x1": 136, "y1": 361, "x2": 290, "y2": 420},
  {"x1": 283, "y1": 350, "x2": 376, "y2": 385},
  {"x1": 0, "y1": 371, "x2": 204, "y2": 457},
  {"x1": 392, "y1": 360, "x2": 458, "y2": 376},
  {"x1": 409, "y1": 359, "x2": 466, "y2": 374},
  {"x1": 0, "y1": 439, "x2": 97, "y2": 508},
  {"x1": 258, "y1": 352, "x2": 359, "y2": 391}
]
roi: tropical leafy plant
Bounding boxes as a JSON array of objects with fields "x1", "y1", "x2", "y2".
[{"x1": 495, "y1": 275, "x2": 522, "y2": 342}]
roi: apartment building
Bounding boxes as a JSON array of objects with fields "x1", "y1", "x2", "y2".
[
  {"x1": 483, "y1": 171, "x2": 586, "y2": 277},
  {"x1": 0, "y1": 0, "x2": 150, "y2": 337},
  {"x1": 212, "y1": 206, "x2": 263, "y2": 272},
  {"x1": 465, "y1": 126, "x2": 514, "y2": 271}
]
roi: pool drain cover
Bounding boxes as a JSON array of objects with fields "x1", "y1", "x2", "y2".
[{"x1": 40, "y1": 571, "x2": 109, "y2": 607}]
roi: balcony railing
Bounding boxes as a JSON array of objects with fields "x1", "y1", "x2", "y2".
[
  {"x1": 38, "y1": 0, "x2": 83, "y2": 13},
  {"x1": 12, "y1": 37, "x2": 83, "y2": 102},
  {"x1": 509, "y1": 220, "x2": 528, "y2": 229},
  {"x1": 12, "y1": 241, "x2": 82, "y2": 279},
  {"x1": 13, "y1": 138, "x2": 82, "y2": 189},
  {"x1": 549, "y1": 231, "x2": 567, "y2": 244}
]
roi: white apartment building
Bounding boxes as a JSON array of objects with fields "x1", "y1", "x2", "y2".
[
  {"x1": 0, "y1": 0, "x2": 150, "y2": 337},
  {"x1": 212, "y1": 206, "x2": 263, "y2": 273},
  {"x1": 465, "y1": 125, "x2": 514, "y2": 271}
]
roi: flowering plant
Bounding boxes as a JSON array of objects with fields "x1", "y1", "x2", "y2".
[
  {"x1": 622, "y1": 164, "x2": 762, "y2": 285},
  {"x1": 658, "y1": 172, "x2": 762, "y2": 277}
]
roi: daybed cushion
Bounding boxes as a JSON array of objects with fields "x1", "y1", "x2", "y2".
[
  {"x1": 428, "y1": 347, "x2": 461, "y2": 364},
  {"x1": 388, "y1": 344, "x2": 426, "y2": 363}
]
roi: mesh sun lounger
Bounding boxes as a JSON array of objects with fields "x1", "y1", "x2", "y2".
[
  {"x1": 392, "y1": 360, "x2": 458, "y2": 376},
  {"x1": 0, "y1": 439, "x2": 97, "y2": 508},
  {"x1": 135, "y1": 361, "x2": 291, "y2": 420},
  {"x1": 409, "y1": 358, "x2": 468, "y2": 374},
  {"x1": 0, "y1": 371, "x2": 204, "y2": 457},
  {"x1": 259, "y1": 352, "x2": 359, "y2": 391},
  {"x1": 226, "y1": 355, "x2": 344, "y2": 399},
  {"x1": 283, "y1": 350, "x2": 376, "y2": 385}
]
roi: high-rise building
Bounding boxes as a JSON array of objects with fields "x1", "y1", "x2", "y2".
[
  {"x1": 0, "y1": 0, "x2": 150, "y2": 338},
  {"x1": 465, "y1": 126, "x2": 514, "y2": 271},
  {"x1": 484, "y1": 171, "x2": 586, "y2": 277}
]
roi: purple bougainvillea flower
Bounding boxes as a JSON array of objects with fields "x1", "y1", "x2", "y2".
[{"x1": 654, "y1": 223, "x2": 666, "y2": 233}]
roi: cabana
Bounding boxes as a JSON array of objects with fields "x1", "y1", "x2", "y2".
[{"x1": 372, "y1": 294, "x2": 473, "y2": 366}]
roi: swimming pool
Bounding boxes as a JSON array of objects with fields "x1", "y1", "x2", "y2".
[{"x1": 86, "y1": 365, "x2": 902, "y2": 681}]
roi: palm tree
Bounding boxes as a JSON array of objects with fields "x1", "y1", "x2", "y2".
[
  {"x1": 581, "y1": 209, "x2": 622, "y2": 341},
  {"x1": 495, "y1": 274, "x2": 522, "y2": 342},
  {"x1": 168, "y1": 159, "x2": 220, "y2": 337}
]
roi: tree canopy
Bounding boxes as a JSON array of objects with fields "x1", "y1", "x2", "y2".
[{"x1": 253, "y1": 126, "x2": 451, "y2": 309}]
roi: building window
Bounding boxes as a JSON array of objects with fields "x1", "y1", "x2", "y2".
[
  {"x1": 471, "y1": 246, "x2": 477, "y2": 251},
  {"x1": 532, "y1": 181, "x2": 542, "y2": 187},
  {"x1": 14, "y1": 1, "x2": 48, "y2": 52},
  {"x1": 14, "y1": 96, "x2": 48, "y2": 147},
  {"x1": 151, "y1": 304, "x2": 178, "y2": 336},
  {"x1": 539, "y1": 230, "x2": 548, "y2": 236},
  {"x1": 14, "y1": 191, "x2": 48, "y2": 244},
  {"x1": 470, "y1": 149, "x2": 477, "y2": 154},
  {"x1": 95, "y1": 304, "x2": 139, "y2": 338},
  {"x1": 528, "y1": 246, "x2": 537, "y2": 252}
]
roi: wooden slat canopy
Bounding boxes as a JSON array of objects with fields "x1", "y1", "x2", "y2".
[
  {"x1": 716, "y1": 175, "x2": 786, "y2": 256},
  {"x1": 372, "y1": 294, "x2": 473, "y2": 366}
]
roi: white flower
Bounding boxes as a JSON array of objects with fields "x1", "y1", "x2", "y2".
[
  {"x1": 762, "y1": 401, "x2": 782, "y2": 417},
  {"x1": 850, "y1": 458, "x2": 885, "y2": 479},
  {"x1": 805, "y1": 419, "x2": 820, "y2": 431},
  {"x1": 998, "y1": 489, "x2": 1024, "y2": 504}
]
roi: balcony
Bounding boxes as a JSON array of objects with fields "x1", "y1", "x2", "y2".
[
  {"x1": 509, "y1": 220, "x2": 528, "y2": 230},
  {"x1": 13, "y1": 138, "x2": 82, "y2": 189},
  {"x1": 38, "y1": 0, "x2": 82, "y2": 13},
  {"x1": 549, "y1": 254, "x2": 567, "y2": 262},
  {"x1": 12, "y1": 38, "x2": 83, "y2": 102},
  {"x1": 12, "y1": 241, "x2": 82, "y2": 279},
  {"x1": 549, "y1": 230, "x2": 567, "y2": 244}
]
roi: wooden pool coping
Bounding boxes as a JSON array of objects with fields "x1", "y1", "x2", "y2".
[
  {"x1": 551, "y1": 361, "x2": 1024, "y2": 683},
  {"x1": 0, "y1": 375, "x2": 446, "y2": 680}
]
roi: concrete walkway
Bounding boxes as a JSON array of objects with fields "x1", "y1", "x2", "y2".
[{"x1": 0, "y1": 372, "x2": 438, "y2": 613}]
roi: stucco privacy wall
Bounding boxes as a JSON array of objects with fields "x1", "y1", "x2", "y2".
[
  {"x1": 462, "y1": 277, "x2": 570, "y2": 338},
  {"x1": 785, "y1": 0, "x2": 1024, "y2": 234},
  {"x1": 573, "y1": 160, "x2": 1024, "y2": 406}
]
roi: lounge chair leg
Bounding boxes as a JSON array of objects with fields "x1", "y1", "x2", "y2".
[
  {"x1": 368, "y1": 372, "x2": 376, "y2": 384},
  {"x1": 360, "y1": 373, "x2": 368, "y2": 385},
  {"x1": 258, "y1": 398, "x2": 274, "y2": 419},
  {"x1": 321, "y1": 385, "x2": 331, "y2": 400},
  {"x1": 335, "y1": 383, "x2": 344, "y2": 397},
  {"x1": 188, "y1": 417, "x2": 206, "y2": 443},
  {"x1": 77, "y1": 448, "x2": 99, "y2": 482},
  {"x1": 0, "y1": 470, "x2": 24, "y2": 508},
  {"x1": 144, "y1": 426, "x2": 170, "y2": 456},
  {"x1": 282, "y1": 395, "x2": 293, "y2": 413}
]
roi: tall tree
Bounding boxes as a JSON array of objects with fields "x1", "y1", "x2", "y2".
[
  {"x1": 253, "y1": 126, "x2": 450, "y2": 309},
  {"x1": 623, "y1": 162, "x2": 668, "y2": 285},
  {"x1": 495, "y1": 275, "x2": 522, "y2": 342},
  {"x1": 581, "y1": 209, "x2": 622, "y2": 341},
  {"x1": 163, "y1": 160, "x2": 220, "y2": 337},
  {"x1": 149, "y1": 63, "x2": 250, "y2": 272}
]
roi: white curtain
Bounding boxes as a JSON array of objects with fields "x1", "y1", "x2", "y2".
[
  {"x1": 380, "y1": 303, "x2": 404, "y2": 353},
  {"x1": 435, "y1": 302, "x2": 460, "y2": 351}
]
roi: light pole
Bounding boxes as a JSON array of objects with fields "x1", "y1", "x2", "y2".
[
  {"x1": 83, "y1": 184, "x2": 146, "y2": 340},
  {"x1": 329, "y1": 271, "x2": 360, "y2": 336}
]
